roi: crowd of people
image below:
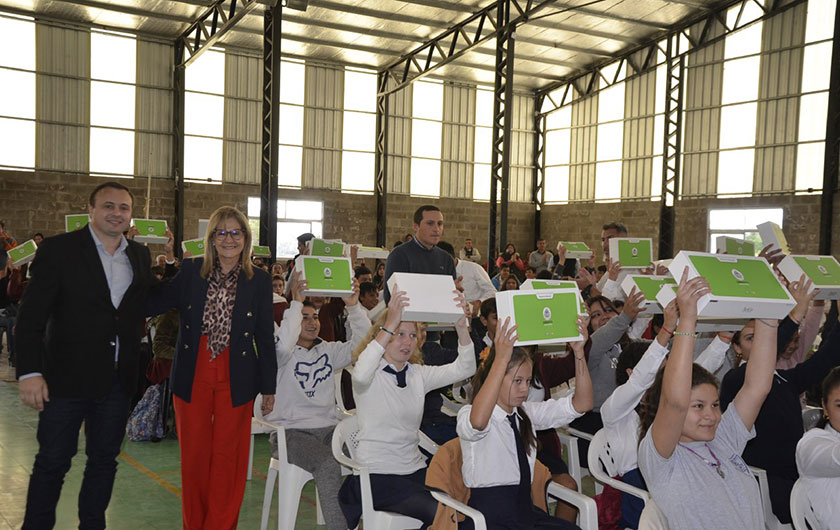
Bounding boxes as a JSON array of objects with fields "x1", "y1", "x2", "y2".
[{"x1": 2, "y1": 182, "x2": 840, "y2": 530}]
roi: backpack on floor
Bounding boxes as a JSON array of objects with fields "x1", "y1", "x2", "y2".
[{"x1": 126, "y1": 383, "x2": 165, "y2": 442}]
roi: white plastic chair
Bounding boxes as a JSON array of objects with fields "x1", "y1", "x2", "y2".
[
  {"x1": 587, "y1": 429, "x2": 650, "y2": 505},
  {"x1": 801, "y1": 407, "x2": 822, "y2": 432},
  {"x1": 638, "y1": 499, "x2": 669, "y2": 530},
  {"x1": 789, "y1": 478, "x2": 819, "y2": 530},
  {"x1": 546, "y1": 481, "x2": 599, "y2": 530},
  {"x1": 556, "y1": 427, "x2": 601, "y2": 494},
  {"x1": 749, "y1": 465, "x2": 793, "y2": 530},
  {"x1": 248, "y1": 402, "x2": 274, "y2": 481},
  {"x1": 331, "y1": 415, "x2": 439, "y2": 530}
]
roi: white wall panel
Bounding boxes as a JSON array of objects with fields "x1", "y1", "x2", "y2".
[
  {"x1": 224, "y1": 53, "x2": 261, "y2": 184},
  {"x1": 303, "y1": 63, "x2": 343, "y2": 189},
  {"x1": 441, "y1": 83, "x2": 474, "y2": 199},
  {"x1": 386, "y1": 79, "x2": 411, "y2": 194},
  {"x1": 136, "y1": 39, "x2": 172, "y2": 179}
]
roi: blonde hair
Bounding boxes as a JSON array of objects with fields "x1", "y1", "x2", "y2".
[
  {"x1": 200, "y1": 206, "x2": 254, "y2": 280},
  {"x1": 352, "y1": 308, "x2": 425, "y2": 365}
]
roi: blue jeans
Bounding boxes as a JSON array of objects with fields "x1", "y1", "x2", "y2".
[{"x1": 23, "y1": 372, "x2": 130, "y2": 530}]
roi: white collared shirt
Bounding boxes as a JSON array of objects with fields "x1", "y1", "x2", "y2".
[
  {"x1": 455, "y1": 259, "x2": 497, "y2": 303},
  {"x1": 457, "y1": 399, "x2": 583, "y2": 488},
  {"x1": 796, "y1": 423, "x2": 840, "y2": 529},
  {"x1": 89, "y1": 224, "x2": 132, "y2": 362}
]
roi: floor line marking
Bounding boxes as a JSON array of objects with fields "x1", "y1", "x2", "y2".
[{"x1": 119, "y1": 452, "x2": 182, "y2": 498}]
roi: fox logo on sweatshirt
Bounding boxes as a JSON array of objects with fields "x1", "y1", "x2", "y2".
[{"x1": 294, "y1": 354, "x2": 333, "y2": 397}]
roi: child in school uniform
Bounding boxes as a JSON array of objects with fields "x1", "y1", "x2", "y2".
[
  {"x1": 338, "y1": 285, "x2": 476, "y2": 529},
  {"x1": 456, "y1": 315, "x2": 594, "y2": 530},
  {"x1": 636, "y1": 270, "x2": 779, "y2": 530}
]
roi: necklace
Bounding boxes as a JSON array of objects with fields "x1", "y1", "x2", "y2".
[{"x1": 679, "y1": 443, "x2": 725, "y2": 479}]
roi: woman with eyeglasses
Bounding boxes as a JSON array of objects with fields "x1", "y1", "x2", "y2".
[{"x1": 147, "y1": 206, "x2": 277, "y2": 529}]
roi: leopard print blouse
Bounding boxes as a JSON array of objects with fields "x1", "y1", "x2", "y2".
[{"x1": 201, "y1": 261, "x2": 241, "y2": 359}]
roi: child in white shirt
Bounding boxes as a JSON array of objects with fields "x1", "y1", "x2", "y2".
[{"x1": 456, "y1": 315, "x2": 593, "y2": 530}]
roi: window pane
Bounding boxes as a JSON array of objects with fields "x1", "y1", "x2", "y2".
[
  {"x1": 91, "y1": 81, "x2": 135, "y2": 129},
  {"x1": 277, "y1": 221, "x2": 312, "y2": 257},
  {"x1": 184, "y1": 136, "x2": 222, "y2": 181},
  {"x1": 546, "y1": 129, "x2": 571, "y2": 166},
  {"x1": 185, "y1": 92, "x2": 224, "y2": 137},
  {"x1": 413, "y1": 81, "x2": 443, "y2": 121},
  {"x1": 651, "y1": 155, "x2": 663, "y2": 200},
  {"x1": 802, "y1": 42, "x2": 832, "y2": 93},
  {"x1": 185, "y1": 49, "x2": 224, "y2": 95},
  {"x1": 91, "y1": 32, "x2": 136, "y2": 83},
  {"x1": 0, "y1": 69, "x2": 34, "y2": 119},
  {"x1": 544, "y1": 165, "x2": 569, "y2": 203},
  {"x1": 311, "y1": 222, "x2": 323, "y2": 238},
  {"x1": 595, "y1": 161, "x2": 622, "y2": 201},
  {"x1": 724, "y1": 8, "x2": 763, "y2": 58},
  {"x1": 410, "y1": 158, "x2": 440, "y2": 197},
  {"x1": 476, "y1": 88, "x2": 494, "y2": 127},
  {"x1": 344, "y1": 69, "x2": 376, "y2": 112},
  {"x1": 717, "y1": 149, "x2": 754, "y2": 196},
  {"x1": 805, "y1": 0, "x2": 836, "y2": 44},
  {"x1": 597, "y1": 122, "x2": 624, "y2": 161},
  {"x1": 709, "y1": 208, "x2": 783, "y2": 230},
  {"x1": 247, "y1": 197, "x2": 261, "y2": 218},
  {"x1": 721, "y1": 56, "x2": 760, "y2": 104},
  {"x1": 546, "y1": 105, "x2": 571, "y2": 130},
  {"x1": 475, "y1": 127, "x2": 492, "y2": 164},
  {"x1": 796, "y1": 142, "x2": 824, "y2": 191},
  {"x1": 653, "y1": 115, "x2": 665, "y2": 156},
  {"x1": 278, "y1": 145, "x2": 302, "y2": 188},
  {"x1": 343, "y1": 111, "x2": 375, "y2": 152},
  {"x1": 279, "y1": 104, "x2": 304, "y2": 146},
  {"x1": 0, "y1": 117, "x2": 34, "y2": 168},
  {"x1": 90, "y1": 127, "x2": 134, "y2": 175},
  {"x1": 341, "y1": 151, "x2": 374, "y2": 192},
  {"x1": 0, "y1": 16, "x2": 35, "y2": 70},
  {"x1": 597, "y1": 83, "x2": 625, "y2": 123},
  {"x1": 719, "y1": 102, "x2": 757, "y2": 149},
  {"x1": 286, "y1": 200, "x2": 323, "y2": 221},
  {"x1": 411, "y1": 120, "x2": 442, "y2": 159},
  {"x1": 654, "y1": 64, "x2": 667, "y2": 115},
  {"x1": 798, "y1": 92, "x2": 828, "y2": 142},
  {"x1": 280, "y1": 60, "x2": 305, "y2": 105},
  {"x1": 473, "y1": 163, "x2": 491, "y2": 201}
]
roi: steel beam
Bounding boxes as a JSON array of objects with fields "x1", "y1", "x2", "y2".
[
  {"x1": 375, "y1": 72, "x2": 389, "y2": 247},
  {"x1": 259, "y1": 3, "x2": 281, "y2": 260},
  {"x1": 537, "y1": 0, "x2": 806, "y2": 115},
  {"x1": 176, "y1": 0, "x2": 263, "y2": 68},
  {"x1": 819, "y1": 0, "x2": 840, "y2": 255},
  {"x1": 173, "y1": 41, "x2": 186, "y2": 257},
  {"x1": 658, "y1": 35, "x2": 684, "y2": 260},
  {"x1": 379, "y1": 0, "x2": 557, "y2": 96},
  {"x1": 533, "y1": 93, "x2": 546, "y2": 241}
]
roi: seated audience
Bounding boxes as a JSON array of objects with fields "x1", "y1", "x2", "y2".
[
  {"x1": 527, "y1": 239, "x2": 553, "y2": 275},
  {"x1": 495, "y1": 243, "x2": 526, "y2": 279},
  {"x1": 272, "y1": 274, "x2": 288, "y2": 326},
  {"x1": 460, "y1": 238, "x2": 482, "y2": 265},
  {"x1": 491, "y1": 264, "x2": 513, "y2": 291}
]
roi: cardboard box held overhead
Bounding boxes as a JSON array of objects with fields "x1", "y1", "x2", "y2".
[
  {"x1": 620, "y1": 275, "x2": 677, "y2": 315},
  {"x1": 778, "y1": 255, "x2": 840, "y2": 300},
  {"x1": 608, "y1": 238, "x2": 653, "y2": 269},
  {"x1": 386, "y1": 272, "x2": 463, "y2": 323},
  {"x1": 557, "y1": 242, "x2": 592, "y2": 260},
  {"x1": 715, "y1": 236, "x2": 756, "y2": 256},
  {"x1": 295, "y1": 255, "x2": 354, "y2": 297},
  {"x1": 495, "y1": 288, "x2": 584, "y2": 346}
]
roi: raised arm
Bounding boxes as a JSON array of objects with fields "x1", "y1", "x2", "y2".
[
  {"x1": 731, "y1": 318, "x2": 778, "y2": 432},
  {"x1": 420, "y1": 290, "x2": 477, "y2": 391},
  {"x1": 275, "y1": 271, "x2": 306, "y2": 358},
  {"x1": 650, "y1": 269, "x2": 710, "y2": 459},
  {"x1": 469, "y1": 318, "x2": 517, "y2": 431},
  {"x1": 569, "y1": 315, "x2": 594, "y2": 414},
  {"x1": 351, "y1": 287, "x2": 408, "y2": 386}
]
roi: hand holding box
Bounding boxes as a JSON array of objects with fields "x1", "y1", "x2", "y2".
[
  {"x1": 495, "y1": 288, "x2": 584, "y2": 346},
  {"x1": 778, "y1": 255, "x2": 840, "y2": 300},
  {"x1": 133, "y1": 219, "x2": 169, "y2": 245},
  {"x1": 386, "y1": 272, "x2": 462, "y2": 323},
  {"x1": 8, "y1": 239, "x2": 37, "y2": 267},
  {"x1": 608, "y1": 238, "x2": 653, "y2": 268}
]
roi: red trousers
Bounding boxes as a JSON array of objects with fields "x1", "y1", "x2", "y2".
[{"x1": 174, "y1": 336, "x2": 253, "y2": 530}]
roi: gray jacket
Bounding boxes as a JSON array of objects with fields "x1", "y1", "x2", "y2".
[{"x1": 589, "y1": 312, "x2": 632, "y2": 411}]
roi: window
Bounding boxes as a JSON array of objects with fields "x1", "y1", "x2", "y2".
[
  {"x1": 341, "y1": 68, "x2": 376, "y2": 193},
  {"x1": 247, "y1": 197, "x2": 323, "y2": 258},
  {"x1": 473, "y1": 87, "x2": 493, "y2": 200},
  {"x1": 716, "y1": 4, "x2": 764, "y2": 197},
  {"x1": 542, "y1": 103, "x2": 571, "y2": 203},
  {"x1": 184, "y1": 49, "x2": 225, "y2": 182},
  {"x1": 410, "y1": 80, "x2": 442, "y2": 197},
  {"x1": 595, "y1": 81, "x2": 625, "y2": 202},
  {"x1": 0, "y1": 14, "x2": 35, "y2": 169},
  {"x1": 89, "y1": 31, "x2": 136, "y2": 177},
  {"x1": 279, "y1": 59, "x2": 305, "y2": 188},
  {"x1": 707, "y1": 208, "x2": 783, "y2": 253}
]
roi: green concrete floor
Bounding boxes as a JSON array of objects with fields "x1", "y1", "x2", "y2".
[{"x1": 0, "y1": 349, "x2": 321, "y2": 530}]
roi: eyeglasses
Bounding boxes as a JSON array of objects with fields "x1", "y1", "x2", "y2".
[{"x1": 213, "y1": 229, "x2": 244, "y2": 241}]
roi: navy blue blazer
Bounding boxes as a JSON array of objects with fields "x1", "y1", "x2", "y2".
[{"x1": 146, "y1": 258, "x2": 277, "y2": 407}]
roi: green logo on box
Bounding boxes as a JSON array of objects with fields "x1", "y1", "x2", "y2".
[
  {"x1": 512, "y1": 292, "x2": 579, "y2": 341},
  {"x1": 794, "y1": 257, "x2": 840, "y2": 286},
  {"x1": 618, "y1": 240, "x2": 651, "y2": 268},
  {"x1": 303, "y1": 259, "x2": 351, "y2": 291},
  {"x1": 689, "y1": 255, "x2": 789, "y2": 299}
]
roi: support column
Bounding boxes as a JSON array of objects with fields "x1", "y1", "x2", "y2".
[
  {"x1": 172, "y1": 41, "x2": 186, "y2": 256},
  {"x1": 819, "y1": 2, "x2": 840, "y2": 255},
  {"x1": 375, "y1": 72, "x2": 389, "y2": 247},
  {"x1": 260, "y1": 3, "x2": 281, "y2": 259},
  {"x1": 532, "y1": 93, "x2": 546, "y2": 241},
  {"x1": 488, "y1": 0, "x2": 515, "y2": 265},
  {"x1": 658, "y1": 35, "x2": 684, "y2": 260}
]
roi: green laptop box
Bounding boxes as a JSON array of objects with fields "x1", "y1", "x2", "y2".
[
  {"x1": 308, "y1": 238, "x2": 346, "y2": 257},
  {"x1": 181, "y1": 238, "x2": 206, "y2": 258},
  {"x1": 495, "y1": 289, "x2": 583, "y2": 346},
  {"x1": 133, "y1": 219, "x2": 168, "y2": 245},
  {"x1": 295, "y1": 255, "x2": 354, "y2": 297},
  {"x1": 65, "y1": 214, "x2": 90, "y2": 233},
  {"x1": 620, "y1": 275, "x2": 676, "y2": 315},
  {"x1": 356, "y1": 245, "x2": 390, "y2": 260},
  {"x1": 252, "y1": 245, "x2": 271, "y2": 258},
  {"x1": 608, "y1": 238, "x2": 653, "y2": 268},
  {"x1": 778, "y1": 255, "x2": 840, "y2": 300},
  {"x1": 715, "y1": 236, "x2": 756, "y2": 256},
  {"x1": 558, "y1": 242, "x2": 592, "y2": 259},
  {"x1": 520, "y1": 280, "x2": 586, "y2": 314},
  {"x1": 757, "y1": 221, "x2": 791, "y2": 255},
  {"x1": 8, "y1": 239, "x2": 37, "y2": 267},
  {"x1": 667, "y1": 251, "x2": 795, "y2": 319}
]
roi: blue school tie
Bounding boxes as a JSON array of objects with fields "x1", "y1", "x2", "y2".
[
  {"x1": 507, "y1": 412, "x2": 533, "y2": 516},
  {"x1": 382, "y1": 365, "x2": 407, "y2": 388}
]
